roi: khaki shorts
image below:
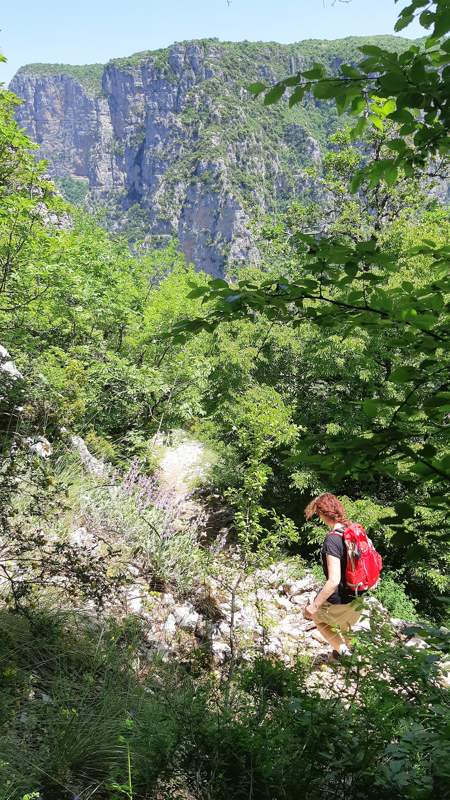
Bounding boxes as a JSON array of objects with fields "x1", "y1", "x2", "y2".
[{"x1": 313, "y1": 598, "x2": 364, "y2": 631}]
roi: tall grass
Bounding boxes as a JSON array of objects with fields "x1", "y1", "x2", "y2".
[
  {"x1": 52, "y1": 454, "x2": 209, "y2": 596},
  {"x1": 0, "y1": 608, "x2": 448, "y2": 800}
]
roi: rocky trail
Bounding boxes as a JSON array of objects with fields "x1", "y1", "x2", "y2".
[
  {"x1": 158, "y1": 439, "x2": 206, "y2": 498},
  {"x1": 158, "y1": 437, "x2": 208, "y2": 514},
  {"x1": 124, "y1": 555, "x2": 450, "y2": 695},
  {"x1": 20, "y1": 417, "x2": 449, "y2": 692},
  {"x1": 114, "y1": 436, "x2": 449, "y2": 690}
]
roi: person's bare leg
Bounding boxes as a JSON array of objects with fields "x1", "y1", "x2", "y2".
[{"x1": 314, "y1": 620, "x2": 347, "y2": 652}]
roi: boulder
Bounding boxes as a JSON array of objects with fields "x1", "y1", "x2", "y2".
[
  {"x1": 352, "y1": 614, "x2": 371, "y2": 632},
  {"x1": 273, "y1": 595, "x2": 293, "y2": 612},
  {"x1": 1, "y1": 360, "x2": 23, "y2": 381},
  {"x1": 128, "y1": 594, "x2": 143, "y2": 614},
  {"x1": 28, "y1": 437, "x2": 53, "y2": 458},
  {"x1": 212, "y1": 640, "x2": 231, "y2": 663},
  {"x1": 173, "y1": 603, "x2": 200, "y2": 630},
  {"x1": 255, "y1": 588, "x2": 273, "y2": 603},
  {"x1": 405, "y1": 635, "x2": 428, "y2": 650},
  {"x1": 70, "y1": 435, "x2": 107, "y2": 477},
  {"x1": 286, "y1": 576, "x2": 317, "y2": 596}
]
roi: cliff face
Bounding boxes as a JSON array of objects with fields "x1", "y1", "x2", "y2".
[{"x1": 10, "y1": 37, "x2": 412, "y2": 276}]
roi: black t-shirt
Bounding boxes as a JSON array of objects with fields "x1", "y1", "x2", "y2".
[{"x1": 321, "y1": 527, "x2": 353, "y2": 604}]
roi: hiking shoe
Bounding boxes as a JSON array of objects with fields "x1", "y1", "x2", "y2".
[
  {"x1": 330, "y1": 648, "x2": 353, "y2": 662},
  {"x1": 331, "y1": 649, "x2": 341, "y2": 660}
]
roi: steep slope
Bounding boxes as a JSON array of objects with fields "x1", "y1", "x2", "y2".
[{"x1": 11, "y1": 36, "x2": 414, "y2": 276}]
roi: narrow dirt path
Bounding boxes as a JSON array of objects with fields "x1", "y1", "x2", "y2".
[{"x1": 158, "y1": 439, "x2": 207, "y2": 506}]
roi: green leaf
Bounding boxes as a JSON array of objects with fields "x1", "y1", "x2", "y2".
[
  {"x1": 288, "y1": 84, "x2": 307, "y2": 107},
  {"x1": 301, "y1": 63, "x2": 326, "y2": 80},
  {"x1": 340, "y1": 64, "x2": 364, "y2": 79},
  {"x1": 209, "y1": 278, "x2": 230, "y2": 289},
  {"x1": 433, "y1": 8, "x2": 450, "y2": 38},
  {"x1": 187, "y1": 287, "x2": 208, "y2": 298},
  {"x1": 386, "y1": 138, "x2": 407, "y2": 154},
  {"x1": 389, "y1": 108, "x2": 415, "y2": 123},
  {"x1": 434, "y1": 454, "x2": 450, "y2": 473},
  {"x1": 382, "y1": 98, "x2": 397, "y2": 115},
  {"x1": 344, "y1": 264, "x2": 358, "y2": 278},
  {"x1": 395, "y1": 13, "x2": 414, "y2": 32},
  {"x1": 362, "y1": 399, "x2": 383, "y2": 418},
  {"x1": 312, "y1": 80, "x2": 341, "y2": 100},
  {"x1": 350, "y1": 169, "x2": 365, "y2": 194},
  {"x1": 247, "y1": 81, "x2": 267, "y2": 97},
  {"x1": 283, "y1": 74, "x2": 301, "y2": 87},
  {"x1": 419, "y1": 9, "x2": 435, "y2": 28},
  {"x1": 384, "y1": 164, "x2": 399, "y2": 185},
  {"x1": 424, "y1": 392, "x2": 450, "y2": 408},
  {"x1": 350, "y1": 96, "x2": 366, "y2": 116},
  {"x1": 224, "y1": 293, "x2": 242, "y2": 304},
  {"x1": 264, "y1": 83, "x2": 285, "y2": 105},
  {"x1": 359, "y1": 45, "x2": 387, "y2": 57},
  {"x1": 389, "y1": 366, "x2": 417, "y2": 383},
  {"x1": 378, "y1": 72, "x2": 409, "y2": 93},
  {"x1": 410, "y1": 461, "x2": 434, "y2": 476},
  {"x1": 350, "y1": 117, "x2": 368, "y2": 138},
  {"x1": 369, "y1": 114, "x2": 384, "y2": 131}
]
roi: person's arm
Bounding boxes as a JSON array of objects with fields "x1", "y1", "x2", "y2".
[{"x1": 304, "y1": 554, "x2": 341, "y2": 618}]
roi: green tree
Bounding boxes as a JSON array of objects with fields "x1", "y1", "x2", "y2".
[
  {"x1": 176, "y1": 0, "x2": 450, "y2": 528},
  {"x1": 250, "y1": 0, "x2": 450, "y2": 182}
]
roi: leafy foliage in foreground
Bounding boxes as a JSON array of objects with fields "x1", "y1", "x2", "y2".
[
  {"x1": 0, "y1": 609, "x2": 448, "y2": 800},
  {"x1": 250, "y1": 0, "x2": 450, "y2": 181}
]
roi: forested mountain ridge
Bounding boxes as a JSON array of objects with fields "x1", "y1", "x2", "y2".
[{"x1": 10, "y1": 35, "x2": 416, "y2": 276}]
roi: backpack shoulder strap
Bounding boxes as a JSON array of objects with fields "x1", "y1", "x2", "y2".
[{"x1": 331, "y1": 523, "x2": 345, "y2": 537}]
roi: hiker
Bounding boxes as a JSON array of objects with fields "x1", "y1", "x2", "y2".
[{"x1": 302, "y1": 493, "x2": 381, "y2": 658}]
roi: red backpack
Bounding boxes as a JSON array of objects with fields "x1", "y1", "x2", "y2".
[{"x1": 333, "y1": 523, "x2": 382, "y2": 594}]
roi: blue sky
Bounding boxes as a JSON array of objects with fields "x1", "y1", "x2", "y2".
[{"x1": 1, "y1": 0, "x2": 424, "y2": 85}]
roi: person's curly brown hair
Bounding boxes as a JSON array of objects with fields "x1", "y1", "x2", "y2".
[{"x1": 304, "y1": 493, "x2": 349, "y2": 523}]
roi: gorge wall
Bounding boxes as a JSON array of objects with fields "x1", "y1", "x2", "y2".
[{"x1": 10, "y1": 36, "x2": 413, "y2": 276}]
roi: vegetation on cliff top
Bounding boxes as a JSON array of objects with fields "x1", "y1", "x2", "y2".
[
  {"x1": 15, "y1": 62, "x2": 104, "y2": 96},
  {"x1": 15, "y1": 34, "x2": 417, "y2": 95}
]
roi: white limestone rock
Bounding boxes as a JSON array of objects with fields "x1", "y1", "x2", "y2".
[
  {"x1": 28, "y1": 437, "x2": 52, "y2": 458},
  {"x1": 69, "y1": 527, "x2": 91, "y2": 547},
  {"x1": 274, "y1": 616, "x2": 309, "y2": 638},
  {"x1": 161, "y1": 592, "x2": 175, "y2": 606},
  {"x1": 273, "y1": 595, "x2": 293, "y2": 612},
  {"x1": 127, "y1": 593, "x2": 144, "y2": 614},
  {"x1": 173, "y1": 603, "x2": 200, "y2": 630},
  {"x1": 70, "y1": 435, "x2": 107, "y2": 477},
  {"x1": 1, "y1": 360, "x2": 23, "y2": 381},
  {"x1": 218, "y1": 621, "x2": 231, "y2": 638},
  {"x1": 255, "y1": 588, "x2": 274, "y2": 603},
  {"x1": 212, "y1": 640, "x2": 231, "y2": 663},
  {"x1": 164, "y1": 614, "x2": 177, "y2": 638},
  {"x1": 291, "y1": 595, "x2": 307, "y2": 606},
  {"x1": 405, "y1": 636, "x2": 428, "y2": 650},
  {"x1": 286, "y1": 576, "x2": 317, "y2": 596},
  {"x1": 352, "y1": 614, "x2": 371, "y2": 632}
]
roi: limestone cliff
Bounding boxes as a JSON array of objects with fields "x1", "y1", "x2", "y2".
[{"x1": 10, "y1": 36, "x2": 413, "y2": 276}]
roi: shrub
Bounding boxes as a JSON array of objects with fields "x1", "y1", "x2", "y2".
[
  {"x1": 375, "y1": 572, "x2": 418, "y2": 621},
  {"x1": 1, "y1": 608, "x2": 448, "y2": 800}
]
